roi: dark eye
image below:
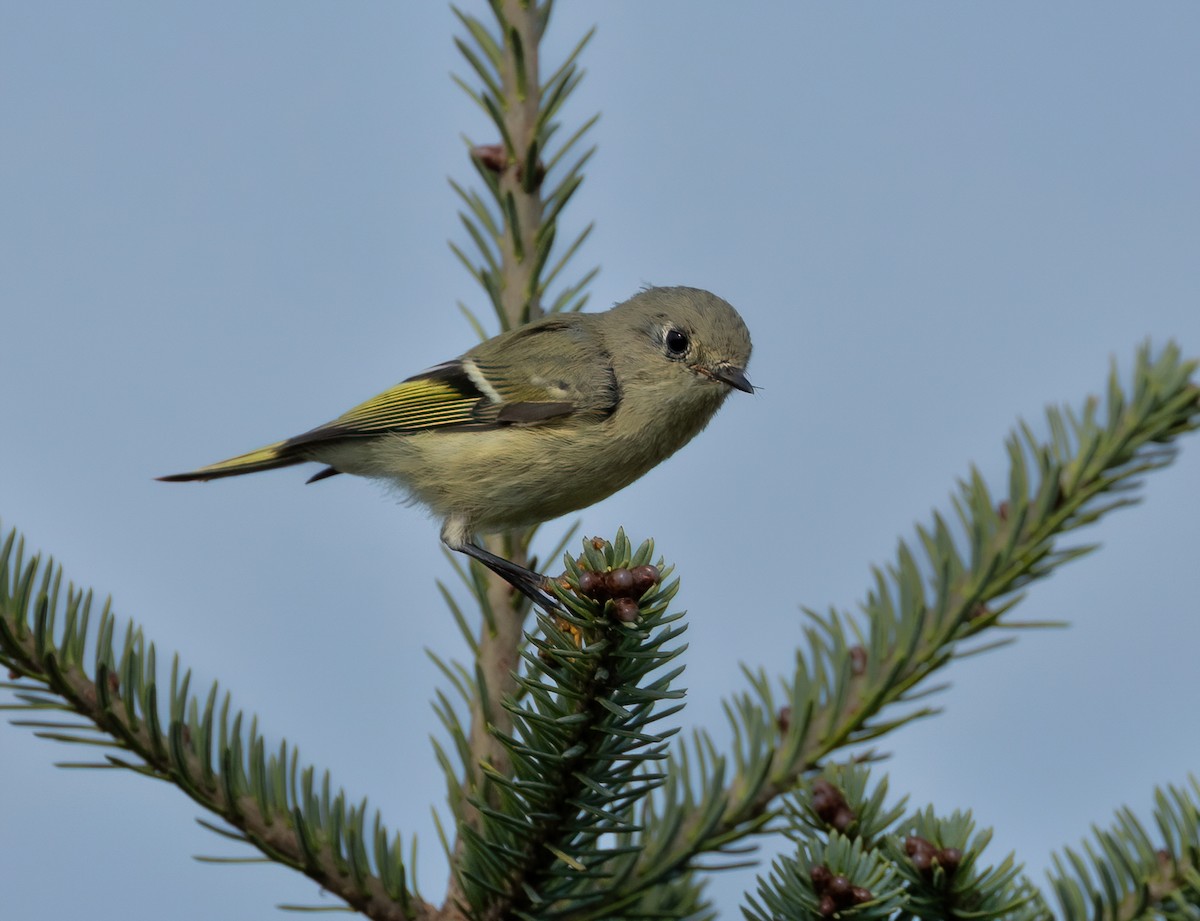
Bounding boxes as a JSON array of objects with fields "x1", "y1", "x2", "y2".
[{"x1": 665, "y1": 328, "x2": 689, "y2": 356}]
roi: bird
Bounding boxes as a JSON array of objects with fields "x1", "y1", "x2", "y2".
[{"x1": 160, "y1": 286, "x2": 753, "y2": 610}]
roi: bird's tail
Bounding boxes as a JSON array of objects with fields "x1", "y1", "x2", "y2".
[{"x1": 157, "y1": 441, "x2": 304, "y2": 482}]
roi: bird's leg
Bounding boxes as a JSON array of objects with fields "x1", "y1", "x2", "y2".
[
  {"x1": 453, "y1": 539, "x2": 563, "y2": 614},
  {"x1": 441, "y1": 516, "x2": 563, "y2": 613}
]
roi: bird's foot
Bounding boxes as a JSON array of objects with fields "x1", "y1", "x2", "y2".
[{"x1": 454, "y1": 540, "x2": 563, "y2": 614}]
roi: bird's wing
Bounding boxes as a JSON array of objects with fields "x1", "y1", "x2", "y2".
[
  {"x1": 287, "y1": 362, "x2": 489, "y2": 446},
  {"x1": 285, "y1": 320, "x2": 618, "y2": 450},
  {"x1": 158, "y1": 319, "x2": 620, "y2": 483}
]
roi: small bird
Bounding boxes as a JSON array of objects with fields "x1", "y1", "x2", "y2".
[{"x1": 161, "y1": 286, "x2": 753, "y2": 608}]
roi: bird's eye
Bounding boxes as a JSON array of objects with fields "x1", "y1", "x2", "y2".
[{"x1": 665, "y1": 328, "x2": 689, "y2": 356}]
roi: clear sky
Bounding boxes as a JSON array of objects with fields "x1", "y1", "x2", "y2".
[{"x1": 3, "y1": 3, "x2": 1199, "y2": 918}]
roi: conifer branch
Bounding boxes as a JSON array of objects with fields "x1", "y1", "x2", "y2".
[
  {"x1": 745, "y1": 765, "x2": 1200, "y2": 921},
  {"x1": 443, "y1": 5, "x2": 599, "y2": 912},
  {"x1": 449, "y1": 0, "x2": 596, "y2": 332},
  {"x1": 6, "y1": 3, "x2": 1198, "y2": 917},
  {"x1": 454, "y1": 534, "x2": 685, "y2": 919},
  {"x1": 1049, "y1": 775, "x2": 1200, "y2": 921},
  {"x1": 0, "y1": 529, "x2": 426, "y2": 921},
  {"x1": 743, "y1": 766, "x2": 1051, "y2": 921},
  {"x1": 587, "y1": 343, "x2": 1200, "y2": 914}
]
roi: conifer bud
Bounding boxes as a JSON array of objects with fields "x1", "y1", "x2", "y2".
[
  {"x1": 576, "y1": 569, "x2": 607, "y2": 600},
  {"x1": 777, "y1": 706, "x2": 792, "y2": 733},
  {"x1": 612, "y1": 598, "x2": 640, "y2": 623},
  {"x1": 812, "y1": 779, "x2": 855, "y2": 831},
  {"x1": 936, "y1": 847, "x2": 962, "y2": 876},
  {"x1": 905, "y1": 835, "x2": 938, "y2": 878},
  {"x1": 606, "y1": 568, "x2": 635, "y2": 597},
  {"x1": 810, "y1": 864, "x2": 831, "y2": 890},
  {"x1": 471, "y1": 143, "x2": 507, "y2": 173},
  {"x1": 630, "y1": 564, "x2": 661, "y2": 595},
  {"x1": 849, "y1": 645, "x2": 867, "y2": 676},
  {"x1": 828, "y1": 875, "x2": 851, "y2": 901}
]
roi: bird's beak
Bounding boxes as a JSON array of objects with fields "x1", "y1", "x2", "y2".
[{"x1": 712, "y1": 364, "x2": 754, "y2": 394}]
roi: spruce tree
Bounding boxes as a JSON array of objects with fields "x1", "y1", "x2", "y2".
[{"x1": 3, "y1": 4, "x2": 1198, "y2": 919}]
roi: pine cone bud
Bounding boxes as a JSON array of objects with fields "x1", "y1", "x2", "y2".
[
  {"x1": 905, "y1": 835, "x2": 937, "y2": 878},
  {"x1": 832, "y1": 806, "x2": 855, "y2": 832},
  {"x1": 606, "y1": 567, "x2": 635, "y2": 598},
  {"x1": 471, "y1": 143, "x2": 507, "y2": 173},
  {"x1": 828, "y1": 875, "x2": 852, "y2": 903},
  {"x1": 936, "y1": 847, "x2": 962, "y2": 876},
  {"x1": 812, "y1": 779, "x2": 854, "y2": 830},
  {"x1": 612, "y1": 598, "x2": 640, "y2": 623},
  {"x1": 809, "y1": 864, "x2": 832, "y2": 892},
  {"x1": 849, "y1": 645, "x2": 867, "y2": 676},
  {"x1": 630, "y1": 564, "x2": 661, "y2": 596},
  {"x1": 576, "y1": 569, "x2": 608, "y2": 600}
]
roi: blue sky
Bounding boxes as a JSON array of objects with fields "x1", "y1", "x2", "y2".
[{"x1": 3, "y1": 3, "x2": 1199, "y2": 918}]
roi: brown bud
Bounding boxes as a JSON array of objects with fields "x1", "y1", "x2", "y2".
[
  {"x1": 471, "y1": 143, "x2": 507, "y2": 173},
  {"x1": 997, "y1": 500, "x2": 1010, "y2": 521},
  {"x1": 832, "y1": 806, "x2": 855, "y2": 832},
  {"x1": 612, "y1": 598, "x2": 640, "y2": 623},
  {"x1": 809, "y1": 864, "x2": 832, "y2": 892},
  {"x1": 181, "y1": 723, "x2": 192, "y2": 746},
  {"x1": 7, "y1": 669, "x2": 18, "y2": 680},
  {"x1": 630, "y1": 564, "x2": 661, "y2": 596},
  {"x1": 849, "y1": 645, "x2": 867, "y2": 676},
  {"x1": 812, "y1": 779, "x2": 854, "y2": 829},
  {"x1": 851, "y1": 887, "x2": 873, "y2": 905},
  {"x1": 576, "y1": 569, "x2": 605, "y2": 599},
  {"x1": 818, "y1": 894, "x2": 837, "y2": 917},
  {"x1": 107, "y1": 671, "x2": 121, "y2": 694},
  {"x1": 936, "y1": 847, "x2": 962, "y2": 876},
  {"x1": 828, "y1": 875, "x2": 853, "y2": 906},
  {"x1": 969, "y1": 603, "x2": 990, "y2": 621},
  {"x1": 777, "y1": 706, "x2": 792, "y2": 733},
  {"x1": 906, "y1": 835, "x2": 937, "y2": 878},
  {"x1": 591, "y1": 537, "x2": 606, "y2": 550},
  {"x1": 606, "y1": 567, "x2": 635, "y2": 598}
]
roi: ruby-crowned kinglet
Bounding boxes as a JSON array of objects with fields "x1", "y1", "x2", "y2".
[{"x1": 161, "y1": 286, "x2": 753, "y2": 607}]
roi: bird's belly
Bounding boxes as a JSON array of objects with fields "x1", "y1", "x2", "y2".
[{"x1": 326, "y1": 423, "x2": 678, "y2": 533}]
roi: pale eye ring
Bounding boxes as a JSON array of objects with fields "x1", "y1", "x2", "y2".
[{"x1": 665, "y1": 327, "x2": 689, "y2": 356}]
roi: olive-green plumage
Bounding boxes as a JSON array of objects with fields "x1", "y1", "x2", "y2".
[{"x1": 162, "y1": 286, "x2": 753, "y2": 601}]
